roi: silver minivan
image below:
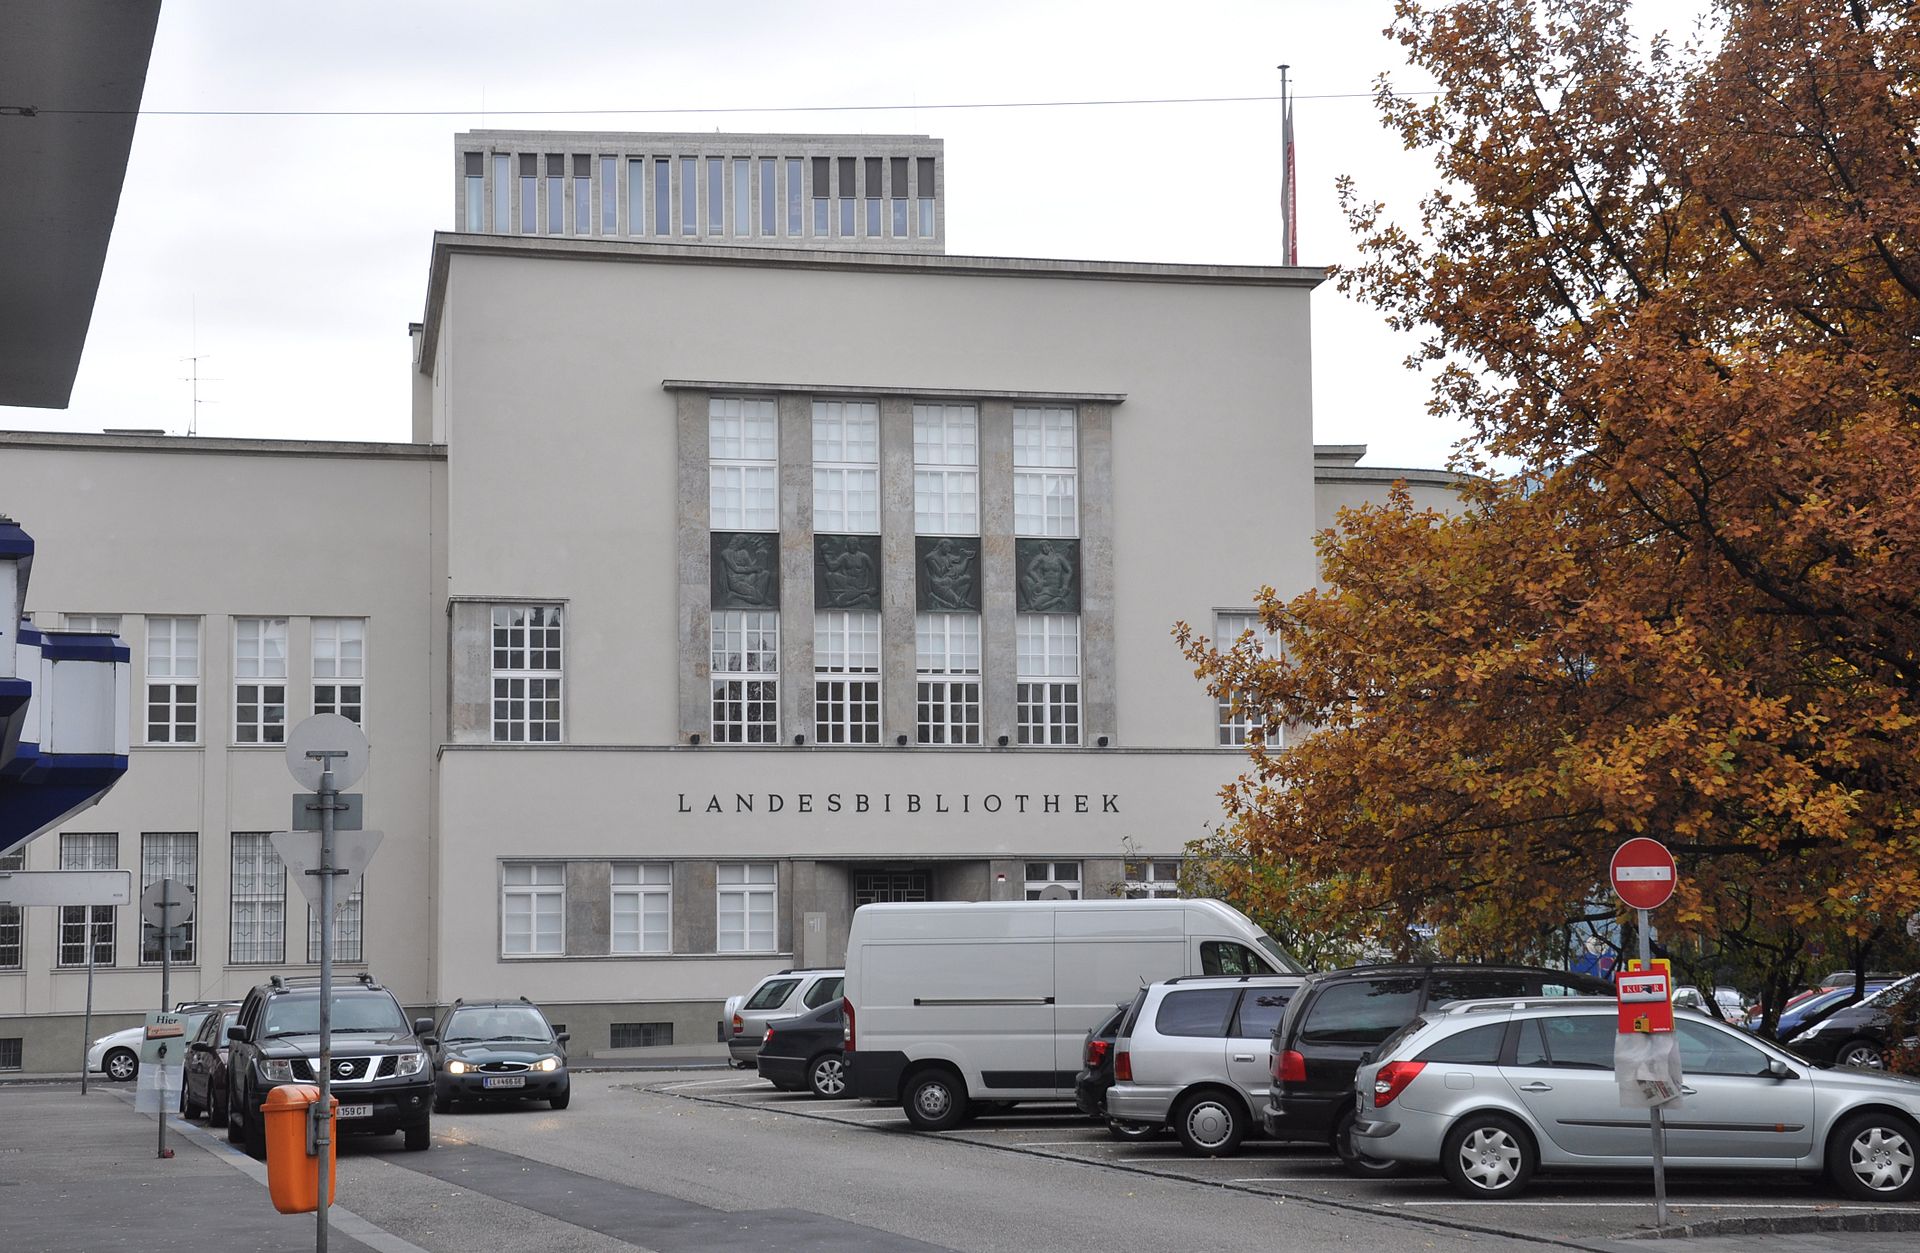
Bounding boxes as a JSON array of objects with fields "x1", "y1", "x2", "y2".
[{"x1": 1105, "y1": 974, "x2": 1304, "y2": 1156}]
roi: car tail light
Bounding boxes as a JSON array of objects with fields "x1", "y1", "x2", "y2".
[
  {"x1": 731, "y1": 1013, "x2": 743, "y2": 1036},
  {"x1": 1114, "y1": 1049, "x2": 1132, "y2": 1083},
  {"x1": 1275, "y1": 1049, "x2": 1306, "y2": 1084},
  {"x1": 1086, "y1": 1038, "x2": 1110, "y2": 1068},
  {"x1": 1373, "y1": 1060, "x2": 1426, "y2": 1107},
  {"x1": 841, "y1": 998, "x2": 855, "y2": 1051},
  {"x1": 763, "y1": 1028, "x2": 774, "y2": 1044}
]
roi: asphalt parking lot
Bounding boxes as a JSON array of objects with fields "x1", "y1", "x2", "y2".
[{"x1": 649, "y1": 1070, "x2": 1920, "y2": 1247}]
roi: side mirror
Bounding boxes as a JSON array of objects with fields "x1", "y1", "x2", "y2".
[
  {"x1": 412, "y1": 1017, "x2": 435, "y2": 1036},
  {"x1": 1767, "y1": 1058, "x2": 1794, "y2": 1080},
  {"x1": 554, "y1": 1031, "x2": 570, "y2": 1044},
  {"x1": 189, "y1": 1040, "x2": 212, "y2": 1053},
  {"x1": 226, "y1": 1025, "x2": 248, "y2": 1044}
]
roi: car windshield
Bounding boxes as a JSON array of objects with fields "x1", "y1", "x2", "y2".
[
  {"x1": 1255, "y1": 932, "x2": 1305, "y2": 974},
  {"x1": 443, "y1": 1006, "x2": 552, "y2": 1043},
  {"x1": 1859, "y1": 974, "x2": 1920, "y2": 1009},
  {"x1": 262, "y1": 991, "x2": 408, "y2": 1037}
]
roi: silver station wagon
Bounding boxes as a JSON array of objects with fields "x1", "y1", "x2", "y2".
[{"x1": 1353, "y1": 997, "x2": 1920, "y2": 1201}]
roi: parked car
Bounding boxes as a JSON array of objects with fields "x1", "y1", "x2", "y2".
[
  {"x1": 1074, "y1": 999, "x2": 1157, "y2": 1140},
  {"x1": 87, "y1": 1000, "x2": 231, "y2": 1082},
  {"x1": 1265, "y1": 963, "x2": 1613, "y2": 1174},
  {"x1": 1105, "y1": 974, "x2": 1303, "y2": 1157},
  {"x1": 1822, "y1": 970, "x2": 1905, "y2": 989},
  {"x1": 1748, "y1": 982, "x2": 1896, "y2": 1042},
  {"x1": 1790, "y1": 974, "x2": 1920, "y2": 1069},
  {"x1": 224, "y1": 973, "x2": 434, "y2": 1159},
  {"x1": 179, "y1": 1003, "x2": 245, "y2": 1123},
  {"x1": 755, "y1": 999, "x2": 847, "y2": 1098},
  {"x1": 425, "y1": 998, "x2": 570, "y2": 1112},
  {"x1": 727, "y1": 969, "x2": 844, "y2": 1068},
  {"x1": 1672, "y1": 985, "x2": 1746, "y2": 1019},
  {"x1": 1354, "y1": 996, "x2": 1920, "y2": 1201}
]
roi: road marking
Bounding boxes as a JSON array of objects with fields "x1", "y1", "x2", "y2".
[
  {"x1": 1385, "y1": 1200, "x2": 1896, "y2": 1209},
  {"x1": 656, "y1": 1078, "x2": 763, "y2": 1090}
]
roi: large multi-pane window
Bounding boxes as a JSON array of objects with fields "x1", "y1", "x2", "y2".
[
  {"x1": 716, "y1": 863, "x2": 776, "y2": 952},
  {"x1": 139, "y1": 833, "x2": 196, "y2": 964},
  {"x1": 611, "y1": 863, "x2": 672, "y2": 954},
  {"x1": 709, "y1": 398, "x2": 779, "y2": 531},
  {"x1": 233, "y1": 617, "x2": 288, "y2": 744},
  {"x1": 1025, "y1": 861, "x2": 1082, "y2": 900},
  {"x1": 312, "y1": 617, "x2": 366, "y2": 726},
  {"x1": 307, "y1": 886, "x2": 363, "y2": 964},
  {"x1": 1125, "y1": 859, "x2": 1181, "y2": 899},
  {"x1": 491, "y1": 605, "x2": 563, "y2": 742},
  {"x1": 711, "y1": 611, "x2": 779, "y2": 743},
  {"x1": 916, "y1": 613, "x2": 981, "y2": 744},
  {"x1": 502, "y1": 863, "x2": 565, "y2": 956},
  {"x1": 57, "y1": 833, "x2": 116, "y2": 967},
  {"x1": 1017, "y1": 613, "x2": 1081, "y2": 745},
  {"x1": 913, "y1": 405, "x2": 979, "y2": 534},
  {"x1": 812, "y1": 401, "x2": 880, "y2": 533},
  {"x1": 1214, "y1": 610, "x2": 1281, "y2": 747},
  {"x1": 145, "y1": 616, "x2": 199, "y2": 744},
  {"x1": 814, "y1": 611, "x2": 881, "y2": 744},
  {"x1": 229, "y1": 833, "x2": 285, "y2": 964},
  {"x1": 0, "y1": 847, "x2": 24, "y2": 970},
  {"x1": 1014, "y1": 407, "x2": 1079, "y2": 536}
]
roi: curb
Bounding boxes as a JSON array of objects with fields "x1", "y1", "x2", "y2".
[{"x1": 1623, "y1": 1209, "x2": 1920, "y2": 1240}]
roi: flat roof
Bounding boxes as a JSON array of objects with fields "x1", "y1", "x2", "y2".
[{"x1": 0, "y1": 429, "x2": 443, "y2": 460}]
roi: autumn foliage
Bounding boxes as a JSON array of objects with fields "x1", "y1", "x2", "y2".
[{"x1": 1181, "y1": 0, "x2": 1920, "y2": 1020}]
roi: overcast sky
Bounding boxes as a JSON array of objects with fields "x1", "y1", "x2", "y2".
[{"x1": 2, "y1": 1, "x2": 1707, "y2": 471}]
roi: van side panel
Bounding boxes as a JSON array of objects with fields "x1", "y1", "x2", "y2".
[
  {"x1": 1053, "y1": 933, "x2": 1185, "y2": 1079},
  {"x1": 863, "y1": 937, "x2": 1054, "y2": 1092}
]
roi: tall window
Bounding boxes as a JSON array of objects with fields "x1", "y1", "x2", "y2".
[
  {"x1": 572, "y1": 154, "x2": 591, "y2": 233},
  {"x1": 837, "y1": 157, "x2": 856, "y2": 236},
  {"x1": 307, "y1": 886, "x2": 363, "y2": 964},
  {"x1": 601, "y1": 155, "x2": 618, "y2": 234},
  {"x1": 864, "y1": 156, "x2": 882, "y2": 235},
  {"x1": 518, "y1": 153, "x2": 538, "y2": 234},
  {"x1": 545, "y1": 153, "x2": 564, "y2": 234},
  {"x1": 491, "y1": 605, "x2": 563, "y2": 742},
  {"x1": 913, "y1": 405, "x2": 979, "y2": 534},
  {"x1": 611, "y1": 863, "x2": 671, "y2": 954},
  {"x1": 627, "y1": 158, "x2": 645, "y2": 236},
  {"x1": 917, "y1": 156, "x2": 936, "y2": 236},
  {"x1": 492, "y1": 154, "x2": 510, "y2": 231},
  {"x1": 312, "y1": 617, "x2": 366, "y2": 726},
  {"x1": 890, "y1": 156, "x2": 909, "y2": 236},
  {"x1": 812, "y1": 157, "x2": 830, "y2": 234},
  {"x1": 716, "y1": 863, "x2": 776, "y2": 952},
  {"x1": 679, "y1": 156, "x2": 697, "y2": 235},
  {"x1": 711, "y1": 611, "x2": 779, "y2": 743},
  {"x1": 1014, "y1": 407, "x2": 1079, "y2": 537},
  {"x1": 1125, "y1": 859, "x2": 1181, "y2": 899},
  {"x1": 233, "y1": 617, "x2": 288, "y2": 744},
  {"x1": 65, "y1": 613, "x2": 121, "y2": 633},
  {"x1": 815, "y1": 611, "x2": 881, "y2": 744},
  {"x1": 145, "y1": 616, "x2": 199, "y2": 744},
  {"x1": 706, "y1": 157, "x2": 724, "y2": 234},
  {"x1": 229, "y1": 833, "x2": 286, "y2": 964},
  {"x1": 139, "y1": 833, "x2": 196, "y2": 964},
  {"x1": 0, "y1": 847, "x2": 24, "y2": 970},
  {"x1": 1025, "y1": 861, "x2": 1081, "y2": 900},
  {"x1": 1214, "y1": 611, "x2": 1280, "y2": 747},
  {"x1": 785, "y1": 157, "x2": 803, "y2": 235},
  {"x1": 709, "y1": 397, "x2": 778, "y2": 530},
  {"x1": 58, "y1": 833, "x2": 116, "y2": 967},
  {"x1": 812, "y1": 401, "x2": 880, "y2": 533},
  {"x1": 653, "y1": 157, "x2": 671, "y2": 235},
  {"x1": 502, "y1": 863, "x2": 564, "y2": 956},
  {"x1": 916, "y1": 613, "x2": 981, "y2": 744},
  {"x1": 733, "y1": 157, "x2": 751, "y2": 235},
  {"x1": 1017, "y1": 613, "x2": 1081, "y2": 745},
  {"x1": 760, "y1": 156, "x2": 777, "y2": 235}
]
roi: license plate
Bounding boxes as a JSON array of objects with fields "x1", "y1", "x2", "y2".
[
  {"x1": 483, "y1": 1076, "x2": 525, "y2": 1089},
  {"x1": 337, "y1": 1104, "x2": 373, "y2": 1119}
]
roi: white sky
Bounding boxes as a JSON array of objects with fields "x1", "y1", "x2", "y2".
[{"x1": 1, "y1": 1, "x2": 1705, "y2": 471}]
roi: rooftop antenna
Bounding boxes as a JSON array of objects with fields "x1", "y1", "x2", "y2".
[
  {"x1": 1278, "y1": 64, "x2": 1297, "y2": 267},
  {"x1": 179, "y1": 296, "x2": 219, "y2": 436}
]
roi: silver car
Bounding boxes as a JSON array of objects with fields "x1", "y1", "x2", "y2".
[
  {"x1": 1104, "y1": 974, "x2": 1304, "y2": 1157},
  {"x1": 1352, "y1": 997, "x2": 1920, "y2": 1201}
]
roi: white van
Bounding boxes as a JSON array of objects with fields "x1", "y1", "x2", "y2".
[{"x1": 841, "y1": 898, "x2": 1300, "y2": 1129}]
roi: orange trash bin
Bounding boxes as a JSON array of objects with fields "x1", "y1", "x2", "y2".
[{"x1": 263, "y1": 1084, "x2": 338, "y2": 1214}]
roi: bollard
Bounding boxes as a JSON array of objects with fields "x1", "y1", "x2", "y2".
[{"x1": 262, "y1": 1084, "x2": 337, "y2": 1215}]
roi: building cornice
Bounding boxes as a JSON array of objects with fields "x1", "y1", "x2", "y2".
[
  {"x1": 1314, "y1": 464, "x2": 1475, "y2": 491},
  {"x1": 0, "y1": 429, "x2": 443, "y2": 460},
  {"x1": 661, "y1": 380, "x2": 1126, "y2": 405}
]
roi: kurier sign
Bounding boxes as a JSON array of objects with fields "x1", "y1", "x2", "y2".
[
  {"x1": 1610, "y1": 837, "x2": 1677, "y2": 912},
  {"x1": 1617, "y1": 958, "x2": 1675, "y2": 1034}
]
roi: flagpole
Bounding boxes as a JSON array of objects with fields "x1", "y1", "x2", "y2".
[{"x1": 1278, "y1": 63, "x2": 1297, "y2": 266}]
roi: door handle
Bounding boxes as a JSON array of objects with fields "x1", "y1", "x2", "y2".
[
  {"x1": 1519, "y1": 1081, "x2": 1553, "y2": 1092},
  {"x1": 1234, "y1": 1054, "x2": 1256, "y2": 1062},
  {"x1": 1680, "y1": 1085, "x2": 1697, "y2": 1096}
]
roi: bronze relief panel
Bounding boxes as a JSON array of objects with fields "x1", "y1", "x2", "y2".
[
  {"x1": 815, "y1": 534, "x2": 883, "y2": 612},
  {"x1": 916, "y1": 536, "x2": 981, "y2": 612},
  {"x1": 1016, "y1": 538, "x2": 1080, "y2": 614},
  {"x1": 711, "y1": 532, "x2": 780, "y2": 610}
]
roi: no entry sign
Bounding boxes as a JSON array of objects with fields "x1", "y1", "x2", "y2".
[{"x1": 1610, "y1": 837, "x2": 1676, "y2": 911}]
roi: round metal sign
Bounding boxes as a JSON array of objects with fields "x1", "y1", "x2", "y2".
[
  {"x1": 139, "y1": 877, "x2": 195, "y2": 932},
  {"x1": 1610, "y1": 837, "x2": 1677, "y2": 912},
  {"x1": 285, "y1": 713, "x2": 370, "y2": 792}
]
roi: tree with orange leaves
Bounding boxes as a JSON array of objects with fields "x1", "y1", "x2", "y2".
[{"x1": 1181, "y1": 0, "x2": 1920, "y2": 1027}]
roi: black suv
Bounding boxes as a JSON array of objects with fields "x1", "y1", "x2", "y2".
[
  {"x1": 224, "y1": 973, "x2": 434, "y2": 1158},
  {"x1": 1264, "y1": 963, "x2": 1613, "y2": 1173}
]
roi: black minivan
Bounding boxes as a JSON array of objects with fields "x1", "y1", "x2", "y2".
[{"x1": 1264, "y1": 963, "x2": 1613, "y2": 1174}]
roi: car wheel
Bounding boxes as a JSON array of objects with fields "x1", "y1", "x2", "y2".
[
  {"x1": 1107, "y1": 1119, "x2": 1161, "y2": 1142},
  {"x1": 901, "y1": 1068, "x2": 969, "y2": 1132},
  {"x1": 1835, "y1": 1039, "x2": 1888, "y2": 1069},
  {"x1": 432, "y1": 1089, "x2": 453, "y2": 1114},
  {"x1": 404, "y1": 1119, "x2": 431, "y2": 1151},
  {"x1": 243, "y1": 1107, "x2": 268, "y2": 1161},
  {"x1": 1441, "y1": 1113, "x2": 1536, "y2": 1199},
  {"x1": 180, "y1": 1078, "x2": 203, "y2": 1120},
  {"x1": 210, "y1": 1081, "x2": 227, "y2": 1127},
  {"x1": 1334, "y1": 1108, "x2": 1405, "y2": 1177},
  {"x1": 807, "y1": 1053, "x2": 847, "y2": 1099},
  {"x1": 1829, "y1": 1111, "x2": 1920, "y2": 1201},
  {"x1": 549, "y1": 1085, "x2": 570, "y2": 1111},
  {"x1": 1173, "y1": 1089, "x2": 1247, "y2": 1158},
  {"x1": 104, "y1": 1048, "x2": 138, "y2": 1082},
  {"x1": 226, "y1": 1084, "x2": 245, "y2": 1145}
]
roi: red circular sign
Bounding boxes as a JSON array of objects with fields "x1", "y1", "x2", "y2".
[{"x1": 1610, "y1": 837, "x2": 1676, "y2": 911}]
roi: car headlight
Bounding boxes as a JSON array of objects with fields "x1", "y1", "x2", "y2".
[
  {"x1": 261, "y1": 1059, "x2": 296, "y2": 1083},
  {"x1": 535, "y1": 1056, "x2": 560, "y2": 1072},
  {"x1": 397, "y1": 1051, "x2": 427, "y2": 1077},
  {"x1": 446, "y1": 1059, "x2": 468, "y2": 1075}
]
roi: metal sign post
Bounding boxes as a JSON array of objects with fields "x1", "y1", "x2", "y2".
[
  {"x1": 80, "y1": 926, "x2": 95, "y2": 1095},
  {"x1": 1610, "y1": 838, "x2": 1679, "y2": 1231},
  {"x1": 1636, "y1": 908, "x2": 1669, "y2": 1228},
  {"x1": 139, "y1": 876, "x2": 193, "y2": 1160}
]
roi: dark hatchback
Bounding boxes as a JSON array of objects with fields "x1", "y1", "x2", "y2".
[
  {"x1": 425, "y1": 999, "x2": 570, "y2": 1111},
  {"x1": 1265, "y1": 963, "x2": 1613, "y2": 1173},
  {"x1": 1789, "y1": 973, "x2": 1919, "y2": 1069},
  {"x1": 1073, "y1": 1000, "x2": 1151, "y2": 1138},
  {"x1": 179, "y1": 1003, "x2": 243, "y2": 1125},
  {"x1": 756, "y1": 1000, "x2": 847, "y2": 1098}
]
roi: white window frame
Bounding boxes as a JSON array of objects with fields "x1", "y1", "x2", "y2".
[
  {"x1": 711, "y1": 610, "x2": 780, "y2": 743},
  {"x1": 491, "y1": 604, "x2": 564, "y2": 742},
  {"x1": 709, "y1": 397, "x2": 779, "y2": 531},
  {"x1": 233, "y1": 617, "x2": 289, "y2": 745},
  {"x1": 913, "y1": 404, "x2": 979, "y2": 535},
  {"x1": 814, "y1": 610, "x2": 881, "y2": 745},
  {"x1": 1124, "y1": 858, "x2": 1181, "y2": 899},
  {"x1": 229, "y1": 832, "x2": 286, "y2": 965},
  {"x1": 1024, "y1": 861, "x2": 1082, "y2": 901},
  {"x1": 812, "y1": 400, "x2": 880, "y2": 533},
  {"x1": 1013, "y1": 407, "x2": 1079, "y2": 537},
  {"x1": 64, "y1": 613, "x2": 121, "y2": 634},
  {"x1": 0, "y1": 846, "x2": 22, "y2": 970},
  {"x1": 1016, "y1": 613, "x2": 1081, "y2": 745},
  {"x1": 502, "y1": 862, "x2": 566, "y2": 956},
  {"x1": 915, "y1": 612, "x2": 981, "y2": 745},
  {"x1": 139, "y1": 832, "x2": 197, "y2": 965},
  {"x1": 57, "y1": 833, "x2": 117, "y2": 967},
  {"x1": 1213, "y1": 610, "x2": 1282, "y2": 747},
  {"x1": 307, "y1": 885, "x2": 364, "y2": 964},
  {"x1": 716, "y1": 862, "x2": 777, "y2": 953},
  {"x1": 611, "y1": 862, "x2": 672, "y2": 954},
  {"x1": 145, "y1": 616, "x2": 200, "y2": 745},
  {"x1": 312, "y1": 617, "x2": 367, "y2": 727}
]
